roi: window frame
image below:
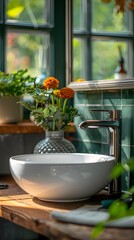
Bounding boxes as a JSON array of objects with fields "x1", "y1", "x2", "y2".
[
  {"x1": 0, "y1": 0, "x2": 66, "y2": 87},
  {"x1": 67, "y1": 0, "x2": 134, "y2": 91}
]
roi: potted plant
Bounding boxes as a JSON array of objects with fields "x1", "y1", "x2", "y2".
[
  {"x1": 0, "y1": 69, "x2": 35, "y2": 124},
  {"x1": 20, "y1": 76, "x2": 79, "y2": 153}
]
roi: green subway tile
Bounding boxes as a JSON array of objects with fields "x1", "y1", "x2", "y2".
[
  {"x1": 122, "y1": 89, "x2": 134, "y2": 105},
  {"x1": 103, "y1": 91, "x2": 121, "y2": 106},
  {"x1": 76, "y1": 125, "x2": 103, "y2": 143},
  {"x1": 122, "y1": 106, "x2": 134, "y2": 146},
  {"x1": 128, "y1": 146, "x2": 134, "y2": 187},
  {"x1": 74, "y1": 91, "x2": 102, "y2": 105},
  {"x1": 74, "y1": 92, "x2": 89, "y2": 105},
  {"x1": 75, "y1": 106, "x2": 106, "y2": 122},
  {"x1": 74, "y1": 108, "x2": 100, "y2": 127},
  {"x1": 121, "y1": 145, "x2": 134, "y2": 162},
  {"x1": 74, "y1": 140, "x2": 102, "y2": 154},
  {"x1": 120, "y1": 146, "x2": 134, "y2": 190},
  {"x1": 75, "y1": 112, "x2": 109, "y2": 144},
  {"x1": 102, "y1": 143, "x2": 110, "y2": 155}
]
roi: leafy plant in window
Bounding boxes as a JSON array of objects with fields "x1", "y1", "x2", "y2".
[
  {"x1": 0, "y1": 69, "x2": 35, "y2": 97},
  {"x1": 0, "y1": 69, "x2": 35, "y2": 124}
]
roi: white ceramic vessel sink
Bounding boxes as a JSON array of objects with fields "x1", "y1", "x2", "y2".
[{"x1": 10, "y1": 153, "x2": 115, "y2": 202}]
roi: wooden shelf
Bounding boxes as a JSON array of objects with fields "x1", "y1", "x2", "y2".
[
  {"x1": 0, "y1": 121, "x2": 44, "y2": 134},
  {"x1": 0, "y1": 121, "x2": 76, "y2": 134}
]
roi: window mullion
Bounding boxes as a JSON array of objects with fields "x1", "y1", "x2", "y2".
[
  {"x1": 0, "y1": 0, "x2": 6, "y2": 71},
  {"x1": 51, "y1": 0, "x2": 66, "y2": 87},
  {"x1": 86, "y1": 0, "x2": 92, "y2": 80}
]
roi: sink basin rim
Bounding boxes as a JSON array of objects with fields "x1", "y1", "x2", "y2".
[{"x1": 10, "y1": 153, "x2": 115, "y2": 165}]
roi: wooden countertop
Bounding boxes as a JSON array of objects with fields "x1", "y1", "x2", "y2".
[
  {"x1": 0, "y1": 175, "x2": 133, "y2": 240},
  {"x1": 0, "y1": 121, "x2": 75, "y2": 134}
]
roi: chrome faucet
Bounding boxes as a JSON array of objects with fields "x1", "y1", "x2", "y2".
[{"x1": 79, "y1": 109, "x2": 121, "y2": 195}]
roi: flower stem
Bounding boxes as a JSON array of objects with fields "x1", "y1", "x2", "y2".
[
  {"x1": 58, "y1": 98, "x2": 61, "y2": 108},
  {"x1": 51, "y1": 94, "x2": 55, "y2": 106},
  {"x1": 63, "y1": 99, "x2": 67, "y2": 112}
]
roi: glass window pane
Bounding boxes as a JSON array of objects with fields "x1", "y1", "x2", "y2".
[
  {"x1": 92, "y1": 40, "x2": 128, "y2": 80},
  {"x1": 73, "y1": 38, "x2": 86, "y2": 80},
  {"x1": 92, "y1": 0, "x2": 129, "y2": 33},
  {"x1": 73, "y1": 0, "x2": 87, "y2": 30},
  {"x1": 6, "y1": 30, "x2": 50, "y2": 76},
  {"x1": 6, "y1": 0, "x2": 52, "y2": 25}
]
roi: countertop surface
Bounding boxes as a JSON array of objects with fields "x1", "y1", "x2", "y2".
[{"x1": 0, "y1": 175, "x2": 134, "y2": 240}]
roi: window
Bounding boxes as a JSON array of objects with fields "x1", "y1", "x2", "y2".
[
  {"x1": 73, "y1": 0, "x2": 134, "y2": 81},
  {"x1": 0, "y1": 0, "x2": 54, "y2": 77},
  {"x1": 1, "y1": 1, "x2": 133, "y2": 85},
  {"x1": 0, "y1": 0, "x2": 66, "y2": 85}
]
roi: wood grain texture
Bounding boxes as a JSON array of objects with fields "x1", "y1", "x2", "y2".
[
  {"x1": 0, "y1": 121, "x2": 75, "y2": 134},
  {"x1": 0, "y1": 175, "x2": 134, "y2": 240},
  {"x1": 0, "y1": 121, "x2": 44, "y2": 134}
]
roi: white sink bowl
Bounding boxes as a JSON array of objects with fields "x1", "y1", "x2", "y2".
[{"x1": 9, "y1": 153, "x2": 115, "y2": 202}]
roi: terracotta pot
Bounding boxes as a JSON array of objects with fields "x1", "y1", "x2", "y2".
[{"x1": 0, "y1": 96, "x2": 23, "y2": 123}]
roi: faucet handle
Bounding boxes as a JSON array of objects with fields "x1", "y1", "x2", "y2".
[{"x1": 91, "y1": 109, "x2": 120, "y2": 120}]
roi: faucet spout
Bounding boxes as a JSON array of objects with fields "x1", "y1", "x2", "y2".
[{"x1": 79, "y1": 120, "x2": 120, "y2": 130}]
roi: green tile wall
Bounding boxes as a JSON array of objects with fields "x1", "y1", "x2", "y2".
[{"x1": 73, "y1": 89, "x2": 134, "y2": 191}]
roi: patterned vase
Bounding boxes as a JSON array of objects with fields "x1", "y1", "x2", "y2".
[{"x1": 34, "y1": 130, "x2": 76, "y2": 154}]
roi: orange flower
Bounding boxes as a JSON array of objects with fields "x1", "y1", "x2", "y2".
[
  {"x1": 60, "y1": 87, "x2": 74, "y2": 99},
  {"x1": 43, "y1": 77, "x2": 59, "y2": 90},
  {"x1": 53, "y1": 89, "x2": 61, "y2": 97}
]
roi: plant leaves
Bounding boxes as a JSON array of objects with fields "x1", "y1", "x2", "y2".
[
  {"x1": 110, "y1": 163, "x2": 125, "y2": 179},
  {"x1": 49, "y1": 105, "x2": 57, "y2": 113},
  {"x1": 18, "y1": 101, "x2": 32, "y2": 111},
  {"x1": 108, "y1": 200, "x2": 128, "y2": 219},
  {"x1": 91, "y1": 222, "x2": 104, "y2": 240},
  {"x1": 43, "y1": 107, "x2": 50, "y2": 117}
]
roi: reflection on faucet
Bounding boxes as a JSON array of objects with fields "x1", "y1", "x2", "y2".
[{"x1": 79, "y1": 110, "x2": 121, "y2": 195}]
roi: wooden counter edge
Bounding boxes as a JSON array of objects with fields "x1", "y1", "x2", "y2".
[{"x1": 0, "y1": 175, "x2": 134, "y2": 240}]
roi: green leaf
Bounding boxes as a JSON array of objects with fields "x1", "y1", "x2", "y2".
[
  {"x1": 128, "y1": 202, "x2": 134, "y2": 215},
  {"x1": 108, "y1": 200, "x2": 128, "y2": 219},
  {"x1": 127, "y1": 158, "x2": 134, "y2": 171},
  {"x1": 43, "y1": 107, "x2": 50, "y2": 117},
  {"x1": 32, "y1": 108, "x2": 43, "y2": 114},
  {"x1": 0, "y1": 69, "x2": 35, "y2": 97},
  {"x1": 18, "y1": 101, "x2": 32, "y2": 111},
  {"x1": 49, "y1": 105, "x2": 57, "y2": 113},
  {"x1": 91, "y1": 222, "x2": 104, "y2": 240},
  {"x1": 129, "y1": 185, "x2": 134, "y2": 194},
  {"x1": 110, "y1": 164, "x2": 125, "y2": 179}
]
